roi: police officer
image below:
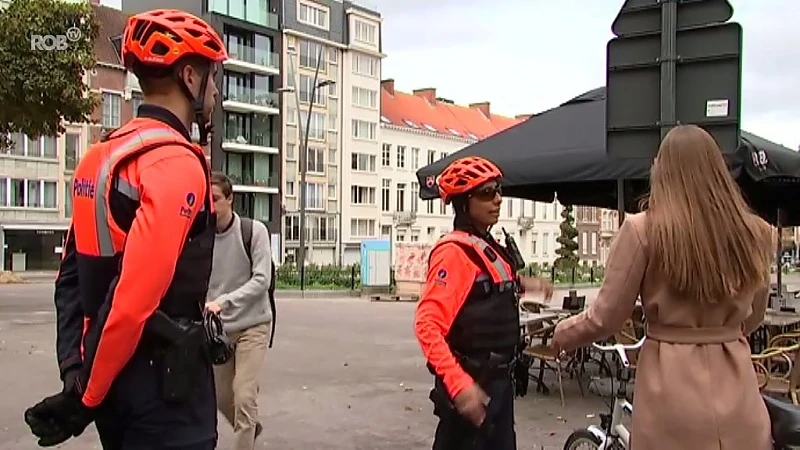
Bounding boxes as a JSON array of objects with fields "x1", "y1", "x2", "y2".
[
  {"x1": 24, "y1": 9, "x2": 227, "y2": 449},
  {"x1": 414, "y1": 156, "x2": 553, "y2": 450}
]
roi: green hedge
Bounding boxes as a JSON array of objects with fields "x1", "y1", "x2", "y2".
[
  {"x1": 275, "y1": 264, "x2": 360, "y2": 290},
  {"x1": 519, "y1": 263, "x2": 605, "y2": 285}
]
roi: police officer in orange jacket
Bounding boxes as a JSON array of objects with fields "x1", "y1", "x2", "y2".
[
  {"x1": 23, "y1": 9, "x2": 227, "y2": 449},
  {"x1": 414, "y1": 156, "x2": 554, "y2": 450}
]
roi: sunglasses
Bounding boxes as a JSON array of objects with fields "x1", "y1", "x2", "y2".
[{"x1": 471, "y1": 185, "x2": 502, "y2": 201}]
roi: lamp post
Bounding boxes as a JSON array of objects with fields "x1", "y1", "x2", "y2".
[{"x1": 278, "y1": 44, "x2": 335, "y2": 291}]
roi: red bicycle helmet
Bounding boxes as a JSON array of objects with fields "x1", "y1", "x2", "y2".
[
  {"x1": 121, "y1": 9, "x2": 227, "y2": 68},
  {"x1": 437, "y1": 156, "x2": 503, "y2": 204}
]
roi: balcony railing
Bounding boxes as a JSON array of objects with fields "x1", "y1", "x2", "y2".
[
  {"x1": 208, "y1": 0, "x2": 279, "y2": 29},
  {"x1": 223, "y1": 124, "x2": 278, "y2": 148},
  {"x1": 226, "y1": 44, "x2": 279, "y2": 70},
  {"x1": 226, "y1": 171, "x2": 279, "y2": 188},
  {"x1": 224, "y1": 87, "x2": 280, "y2": 109}
]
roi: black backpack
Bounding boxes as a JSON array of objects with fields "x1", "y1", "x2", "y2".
[{"x1": 240, "y1": 217, "x2": 277, "y2": 348}]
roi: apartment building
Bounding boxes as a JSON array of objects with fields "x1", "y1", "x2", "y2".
[
  {"x1": 122, "y1": 0, "x2": 285, "y2": 243},
  {"x1": 0, "y1": 3, "x2": 127, "y2": 271},
  {"x1": 281, "y1": 0, "x2": 383, "y2": 265},
  {"x1": 378, "y1": 79, "x2": 565, "y2": 265},
  {"x1": 599, "y1": 208, "x2": 620, "y2": 263},
  {"x1": 576, "y1": 206, "x2": 600, "y2": 265}
]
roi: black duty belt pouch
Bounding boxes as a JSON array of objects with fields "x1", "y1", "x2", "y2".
[{"x1": 144, "y1": 311, "x2": 206, "y2": 403}]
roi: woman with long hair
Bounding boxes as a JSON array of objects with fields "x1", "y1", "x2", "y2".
[{"x1": 552, "y1": 124, "x2": 775, "y2": 449}]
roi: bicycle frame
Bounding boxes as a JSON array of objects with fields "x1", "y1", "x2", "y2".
[{"x1": 583, "y1": 338, "x2": 645, "y2": 449}]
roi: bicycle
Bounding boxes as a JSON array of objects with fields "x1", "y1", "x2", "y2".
[
  {"x1": 564, "y1": 337, "x2": 800, "y2": 450},
  {"x1": 563, "y1": 337, "x2": 645, "y2": 450}
]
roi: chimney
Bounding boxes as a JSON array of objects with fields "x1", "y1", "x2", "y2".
[
  {"x1": 413, "y1": 88, "x2": 437, "y2": 105},
  {"x1": 515, "y1": 114, "x2": 532, "y2": 121},
  {"x1": 381, "y1": 79, "x2": 394, "y2": 95},
  {"x1": 469, "y1": 102, "x2": 490, "y2": 117}
]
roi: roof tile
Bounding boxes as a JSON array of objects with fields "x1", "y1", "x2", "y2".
[
  {"x1": 380, "y1": 80, "x2": 522, "y2": 141},
  {"x1": 92, "y1": 4, "x2": 129, "y2": 66}
]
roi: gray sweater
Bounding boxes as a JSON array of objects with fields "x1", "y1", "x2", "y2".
[{"x1": 207, "y1": 213, "x2": 273, "y2": 333}]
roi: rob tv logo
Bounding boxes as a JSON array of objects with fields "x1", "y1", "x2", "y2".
[{"x1": 30, "y1": 26, "x2": 81, "y2": 51}]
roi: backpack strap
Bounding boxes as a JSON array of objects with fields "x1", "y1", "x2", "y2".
[
  {"x1": 239, "y1": 217, "x2": 277, "y2": 348},
  {"x1": 240, "y1": 217, "x2": 253, "y2": 268}
]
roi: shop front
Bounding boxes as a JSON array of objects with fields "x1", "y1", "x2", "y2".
[{"x1": 1, "y1": 225, "x2": 68, "y2": 271}]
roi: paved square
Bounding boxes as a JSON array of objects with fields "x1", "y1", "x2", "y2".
[{"x1": 0, "y1": 283, "x2": 607, "y2": 449}]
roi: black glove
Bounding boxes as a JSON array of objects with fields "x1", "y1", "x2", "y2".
[{"x1": 24, "y1": 372, "x2": 94, "y2": 447}]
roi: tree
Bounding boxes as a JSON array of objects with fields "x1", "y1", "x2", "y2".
[
  {"x1": 555, "y1": 204, "x2": 579, "y2": 270},
  {"x1": 0, "y1": 0, "x2": 99, "y2": 148}
]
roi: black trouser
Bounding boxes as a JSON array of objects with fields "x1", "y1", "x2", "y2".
[
  {"x1": 432, "y1": 376, "x2": 516, "y2": 450},
  {"x1": 92, "y1": 346, "x2": 218, "y2": 449}
]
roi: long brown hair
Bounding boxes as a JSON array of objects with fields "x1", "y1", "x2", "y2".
[{"x1": 644, "y1": 125, "x2": 773, "y2": 303}]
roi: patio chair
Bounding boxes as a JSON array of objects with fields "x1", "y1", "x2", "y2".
[
  {"x1": 752, "y1": 342, "x2": 800, "y2": 404},
  {"x1": 522, "y1": 322, "x2": 584, "y2": 407}
]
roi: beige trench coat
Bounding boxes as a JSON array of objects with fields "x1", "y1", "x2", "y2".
[{"x1": 554, "y1": 212, "x2": 771, "y2": 450}]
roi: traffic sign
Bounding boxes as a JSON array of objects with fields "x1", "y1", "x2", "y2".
[{"x1": 606, "y1": 0, "x2": 742, "y2": 160}]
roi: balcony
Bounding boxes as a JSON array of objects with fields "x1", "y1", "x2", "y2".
[
  {"x1": 223, "y1": 87, "x2": 280, "y2": 115},
  {"x1": 224, "y1": 44, "x2": 280, "y2": 76},
  {"x1": 224, "y1": 153, "x2": 279, "y2": 194},
  {"x1": 208, "y1": 0, "x2": 279, "y2": 30},
  {"x1": 393, "y1": 211, "x2": 416, "y2": 226},
  {"x1": 222, "y1": 121, "x2": 279, "y2": 155}
]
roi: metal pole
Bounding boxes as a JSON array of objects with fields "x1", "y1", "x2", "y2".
[
  {"x1": 297, "y1": 44, "x2": 326, "y2": 291},
  {"x1": 660, "y1": 0, "x2": 677, "y2": 139}
]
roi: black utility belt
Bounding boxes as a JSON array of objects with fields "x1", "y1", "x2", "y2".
[{"x1": 455, "y1": 351, "x2": 516, "y2": 379}]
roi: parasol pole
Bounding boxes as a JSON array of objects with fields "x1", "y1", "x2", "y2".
[
  {"x1": 616, "y1": 178, "x2": 626, "y2": 226},
  {"x1": 776, "y1": 208, "x2": 785, "y2": 308}
]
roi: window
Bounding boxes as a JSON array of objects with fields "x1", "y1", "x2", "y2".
[
  {"x1": 286, "y1": 143, "x2": 296, "y2": 160},
  {"x1": 351, "y1": 86, "x2": 378, "y2": 109},
  {"x1": 532, "y1": 233, "x2": 538, "y2": 255},
  {"x1": 350, "y1": 153, "x2": 376, "y2": 172},
  {"x1": 439, "y1": 199, "x2": 446, "y2": 215},
  {"x1": 64, "y1": 179, "x2": 72, "y2": 217},
  {"x1": 353, "y1": 19, "x2": 377, "y2": 44},
  {"x1": 299, "y1": 74, "x2": 327, "y2": 106},
  {"x1": 507, "y1": 199, "x2": 514, "y2": 218},
  {"x1": 381, "y1": 143, "x2": 391, "y2": 167},
  {"x1": 352, "y1": 54, "x2": 378, "y2": 77},
  {"x1": 300, "y1": 110, "x2": 326, "y2": 140},
  {"x1": 581, "y1": 232, "x2": 588, "y2": 254},
  {"x1": 328, "y1": 47, "x2": 338, "y2": 63},
  {"x1": 305, "y1": 147, "x2": 325, "y2": 174},
  {"x1": 298, "y1": 1, "x2": 328, "y2": 29},
  {"x1": 396, "y1": 183, "x2": 406, "y2": 211},
  {"x1": 350, "y1": 185, "x2": 375, "y2": 205},
  {"x1": 284, "y1": 215, "x2": 300, "y2": 240},
  {"x1": 351, "y1": 218, "x2": 376, "y2": 237},
  {"x1": 298, "y1": 40, "x2": 326, "y2": 69},
  {"x1": 102, "y1": 92, "x2": 121, "y2": 128},
  {"x1": 381, "y1": 178, "x2": 390, "y2": 212},
  {"x1": 427, "y1": 150, "x2": 435, "y2": 165},
  {"x1": 410, "y1": 182, "x2": 419, "y2": 213},
  {"x1": 328, "y1": 181, "x2": 336, "y2": 200},
  {"x1": 352, "y1": 119, "x2": 377, "y2": 140},
  {"x1": 543, "y1": 232, "x2": 549, "y2": 255},
  {"x1": 591, "y1": 232, "x2": 598, "y2": 255},
  {"x1": 65, "y1": 133, "x2": 80, "y2": 170},
  {"x1": 285, "y1": 181, "x2": 295, "y2": 196},
  {"x1": 2, "y1": 179, "x2": 56, "y2": 208},
  {"x1": 132, "y1": 94, "x2": 143, "y2": 117},
  {"x1": 426, "y1": 200, "x2": 434, "y2": 214},
  {"x1": 411, "y1": 148, "x2": 419, "y2": 170},
  {"x1": 310, "y1": 215, "x2": 336, "y2": 242},
  {"x1": 305, "y1": 182, "x2": 324, "y2": 209},
  {"x1": 396, "y1": 146, "x2": 406, "y2": 168},
  {"x1": 380, "y1": 225, "x2": 392, "y2": 237}
]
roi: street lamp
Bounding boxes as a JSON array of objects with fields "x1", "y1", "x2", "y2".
[{"x1": 278, "y1": 45, "x2": 336, "y2": 291}]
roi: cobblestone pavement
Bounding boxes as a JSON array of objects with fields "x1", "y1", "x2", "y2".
[{"x1": 1, "y1": 284, "x2": 617, "y2": 450}]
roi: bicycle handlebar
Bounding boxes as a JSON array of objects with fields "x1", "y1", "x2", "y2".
[{"x1": 591, "y1": 337, "x2": 646, "y2": 368}]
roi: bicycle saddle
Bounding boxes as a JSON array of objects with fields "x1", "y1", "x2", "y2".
[{"x1": 763, "y1": 394, "x2": 800, "y2": 446}]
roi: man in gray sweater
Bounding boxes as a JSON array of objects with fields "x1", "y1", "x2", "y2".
[{"x1": 205, "y1": 172, "x2": 273, "y2": 450}]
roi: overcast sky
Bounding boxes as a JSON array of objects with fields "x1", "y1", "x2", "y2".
[{"x1": 103, "y1": 0, "x2": 799, "y2": 149}]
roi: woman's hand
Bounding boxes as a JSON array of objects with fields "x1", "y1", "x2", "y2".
[{"x1": 520, "y1": 276, "x2": 554, "y2": 300}]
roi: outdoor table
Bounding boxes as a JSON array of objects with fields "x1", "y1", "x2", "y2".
[
  {"x1": 749, "y1": 310, "x2": 800, "y2": 353},
  {"x1": 519, "y1": 312, "x2": 559, "y2": 329}
]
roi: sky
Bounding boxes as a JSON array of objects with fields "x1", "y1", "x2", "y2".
[{"x1": 102, "y1": 0, "x2": 800, "y2": 149}]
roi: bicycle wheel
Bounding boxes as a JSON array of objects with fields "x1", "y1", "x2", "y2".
[{"x1": 563, "y1": 429, "x2": 602, "y2": 450}]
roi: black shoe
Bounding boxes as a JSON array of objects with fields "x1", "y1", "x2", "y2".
[{"x1": 255, "y1": 422, "x2": 263, "y2": 439}]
